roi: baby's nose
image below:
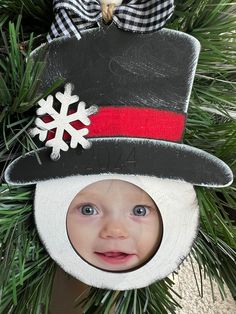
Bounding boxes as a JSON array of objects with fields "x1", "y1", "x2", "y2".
[{"x1": 99, "y1": 219, "x2": 129, "y2": 239}]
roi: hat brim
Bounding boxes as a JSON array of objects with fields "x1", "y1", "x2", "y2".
[{"x1": 5, "y1": 138, "x2": 233, "y2": 187}]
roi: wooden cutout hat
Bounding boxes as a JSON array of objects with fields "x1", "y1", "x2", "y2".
[{"x1": 5, "y1": 25, "x2": 233, "y2": 187}]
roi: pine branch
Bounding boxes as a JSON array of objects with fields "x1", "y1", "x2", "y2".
[
  {"x1": 192, "y1": 229, "x2": 236, "y2": 300},
  {"x1": 0, "y1": 16, "x2": 64, "y2": 169},
  {"x1": 0, "y1": 1, "x2": 235, "y2": 313},
  {"x1": 76, "y1": 278, "x2": 181, "y2": 314},
  {"x1": 0, "y1": 184, "x2": 56, "y2": 313},
  {"x1": 191, "y1": 186, "x2": 236, "y2": 299},
  {"x1": 0, "y1": 0, "x2": 53, "y2": 36}
]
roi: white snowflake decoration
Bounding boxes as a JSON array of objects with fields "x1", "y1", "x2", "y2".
[{"x1": 30, "y1": 83, "x2": 98, "y2": 160}]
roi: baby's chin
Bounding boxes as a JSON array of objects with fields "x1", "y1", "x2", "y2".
[{"x1": 90, "y1": 252, "x2": 141, "y2": 272}]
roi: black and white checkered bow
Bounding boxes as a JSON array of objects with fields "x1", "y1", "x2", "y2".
[{"x1": 47, "y1": 0, "x2": 174, "y2": 42}]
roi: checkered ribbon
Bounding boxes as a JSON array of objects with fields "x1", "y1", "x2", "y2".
[{"x1": 47, "y1": 0, "x2": 174, "y2": 42}]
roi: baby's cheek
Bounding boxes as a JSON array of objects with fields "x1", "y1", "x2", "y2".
[
  {"x1": 132, "y1": 217, "x2": 161, "y2": 251},
  {"x1": 130, "y1": 214, "x2": 159, "y2": 227},
  {"x1": 130, "y1": 215, "x2": 151, "y2": 224},
  {"x1": 69, "y1": 211, "x2": 100, "y2": 223},
  {"x1": 129, "y1": 216, "x2": 157, "y2": 237},
  {"x1": 136, "y1": 230, "x2": 160, "y2": 259},
  {"x1": 67, "y1": 214, "x2": 99, "y2": 239}
]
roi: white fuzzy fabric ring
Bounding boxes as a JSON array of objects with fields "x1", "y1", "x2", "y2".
[{"x1": 34, "y1": 174, "x2": 199, "y2": 290}]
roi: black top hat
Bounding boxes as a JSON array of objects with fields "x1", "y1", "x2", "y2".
[{"x1": 5, "y1": 25, "x2": 233, "y2": 187}]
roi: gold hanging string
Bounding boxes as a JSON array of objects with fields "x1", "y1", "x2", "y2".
[{"x1": 101, "y1": 2, "x2": 118, "y2": 23}]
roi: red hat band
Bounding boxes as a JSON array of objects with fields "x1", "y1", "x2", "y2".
[{"x1": 44, "y1": 106, "x2": 186, "y2": 143}]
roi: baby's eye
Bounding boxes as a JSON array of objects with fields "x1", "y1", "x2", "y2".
[
  {"x1": 80, "y1": 204, "x2": 98, "y2": 215},
  {"x1": 132, "y1": 205, "x2": 149, "y2": 216}
]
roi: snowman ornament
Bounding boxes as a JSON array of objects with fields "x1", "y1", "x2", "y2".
[{"x1": 5, "y1": 5, "x2": 233, "y2": 290}]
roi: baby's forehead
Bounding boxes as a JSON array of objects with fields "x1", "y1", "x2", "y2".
[
  {"x1": 72, "y1": 179, "x2": 156, "y2": 204},
  {"x1": 78, "y1": 179, "x2": 144, "y2": 193}
]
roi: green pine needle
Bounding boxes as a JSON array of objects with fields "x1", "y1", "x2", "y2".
[
  {"x1": 0, "y1": 0, "x2": 53, "y2": 36},
  {"x1": 76, "y1": 279, "x2": 181, "y2": 314},
  {"x1": 0, "y1": 16, "x2": 64, "y2": 165},
  {"x1": 192, "y1": 229, "x2": 236, "y2": 299},
  {"x1": 0, "y1": 184, "x2": 56, "y2": 313}
]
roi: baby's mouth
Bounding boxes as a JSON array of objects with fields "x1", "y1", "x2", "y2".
[{"x1": 94, "y1": 251, "x2": 136, "y2": 264}]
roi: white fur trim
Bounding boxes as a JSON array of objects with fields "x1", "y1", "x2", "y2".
[{"x1": 34, "y1": 174, "x2": 199, "y2": 290}]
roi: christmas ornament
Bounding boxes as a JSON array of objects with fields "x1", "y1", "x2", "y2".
[{"x1": 4, "y1": 1, "x2": 233, "y2": 291}]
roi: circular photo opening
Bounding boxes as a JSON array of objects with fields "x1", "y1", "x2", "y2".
[{"x1": 66, "y1": 179, "x2": 163, "y2": 272}]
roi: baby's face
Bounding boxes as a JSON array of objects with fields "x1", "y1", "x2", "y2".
[{"x1": 66, "y1": 179, "x2": 162, "y2": 271}]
